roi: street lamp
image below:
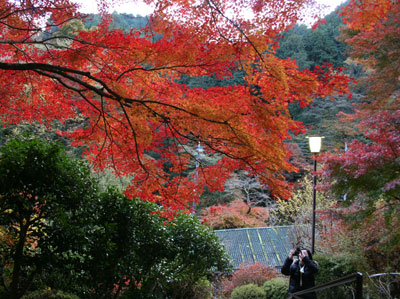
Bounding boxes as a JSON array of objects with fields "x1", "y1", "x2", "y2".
[
  {"x1": 193, "y1": 141, "x2": 204, "y2": 213},
  {"x1": 307, "y1": 136, "x2": 323, "y2": 254}
]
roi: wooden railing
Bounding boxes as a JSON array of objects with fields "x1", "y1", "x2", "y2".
[{"x1": 288, "y1": 272, "x2": 363, "y2": 299}]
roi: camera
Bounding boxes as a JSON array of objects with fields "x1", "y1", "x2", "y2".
[{"x1": 294, "y1": 248, "x2": 301, "y2": 257}]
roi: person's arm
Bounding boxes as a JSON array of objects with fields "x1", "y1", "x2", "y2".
[
  {"x1": 281, "y1": 249, "x2": 295, "y2": 275},
  {"x1": 302, "y1": 256, "x2": 318, "y2": 274}
]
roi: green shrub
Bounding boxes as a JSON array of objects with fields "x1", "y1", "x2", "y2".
[
  {"x1": 220, "y1": 263, "x2": 277, "y2": 298},
  {"x1": 314, "y1": 252, "x2": 359, "y2": 299},
  {"x1": 314, "y1": 252, "x2": 358, "y2": 285},
  {"x1": 162, "y1": 277, "x2": 212, "y2": 299},
  {"x1": 231, "y1": 284, "x2": 265, "y2": 299},
  {"x1": 192, "y1": 277, "x2": 213, "y2": 299},
  {"x1": 22, "y1": 289, "x2": 79, "y2": 299},
  {"x1": 262, "y1": 278, "x2": 288, "y2": 299},
  {"x1": 0, "y1": 286, "x2": 7, "y2": 299}
]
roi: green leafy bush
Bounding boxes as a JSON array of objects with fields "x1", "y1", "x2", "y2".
[
  {"x1": 220, "y1": 263, "x2": 277, "y2": 298},
  {"x1": 0, "y1": 137, "x2": 231, "y2": 298},
  {"x1": 314, "y1": 252, "x2": 359, "y2": 299},
  {"x1": 262, "y1": 278, "x2": 288, "y2": 299},
  {"x1": 231, "y1": 284, "x2": 265, "y2": 299},
  {"x1": 0, "y1": 137, "x2": 98, "y2": 298},
  {"x1": 159, "y1": 277, "x2": 212, "y2": 299},
  {"x1": 22, "y1": 289, "x2": 79, "y2": 299},
  {"x1": 314, "y1": 252, "x2": 358, "y2": 285}
]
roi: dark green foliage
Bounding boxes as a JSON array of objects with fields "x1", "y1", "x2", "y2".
[
  {"x1": 176, "y1": 71, "x2": 246, "y2": 90},
  {"x1": 51, "y1": 189, "x2": 171, "y2": 298},
  {"x1": 123, "y1": 213, "x2": 231, "y2": 298},
  {"x1": 45, "y1": 13, "x2": 149, "y2": 35},
  {"x1": 314, "y1": 252, "x2": 359, "y2": 285},
  {"x1": 197, "y1": 187, "x2": 233, "y2": 211},
  {"x1": 277, "y1": 9, "x2": 348, "y2": 70},
  {"x1": 277, "y1": 24, "x2": 312, "y2": 70},
  {"x1": 21, "y1": 290, "x2": 79, "y2": 299},
  {"x1": 313, "y1": 252, "x2": 359, "y2": 299},
  {"x1": 0, "y1": 122, "x2": 86, "y2": 159},
  {"x1": 0, "y1": 137, "x2": 230, "y2": 298},
  {"x1": 305, "y1": 11, "x2": 347, "y2": 69},
  {"x1": 0, "y1": 287, "x2": 6, "y2": 299},
  {"x1": 230, "y1": 284, "x2": 265, "y2": 299},
  {"x1": 289, "y1": 92, "x2": 363, "y2": 156},
  {"x1": 39, "y1": 189, "x2": 230, "y2": 298},
  {"x1": 83, "y1": 13, "x2": 148, "y2": 32},
  {"x1": 134, "y1": 277, "x2": 213, "y2": 299},
  {"x1": 110, "y1": 13, "x2": 148, "y2": 31},
  {"x1": 187, "y1": 278, "x2": 213, "y2": 299},
  {"x1": 262, "y1": 278, "x2": 288, "y2": 299},
  {"x1": 82, "y1": 14, "x2": 101, "y2": 29},
  {"x1": 0, "y1": 137, "x2": 97, "y2": 299}
]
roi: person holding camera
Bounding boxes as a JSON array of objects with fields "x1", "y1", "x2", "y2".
[{"x1": 281, "y1": 248, "x2": 318, "y2": 299}]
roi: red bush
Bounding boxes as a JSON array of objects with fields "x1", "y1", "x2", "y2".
[
  {"x1": 220, "y1": 262, "x2": 277, "y2": 298},
  {"x1": 201, "y1": 200, "x2": 269, "y2": 229}
]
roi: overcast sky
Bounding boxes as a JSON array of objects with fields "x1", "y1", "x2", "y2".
[{"x1": 74, "y1": 0, "x2": 346, "y2": 18}]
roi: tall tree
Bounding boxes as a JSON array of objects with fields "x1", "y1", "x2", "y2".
[
  {"x1": 0, "y1": 137, "x2": 231, "y2": 298},
  {"x1": 277, "y1": 8, "x2": 348, "y2": 71},
  {"x1": 277, "y1": 24, "x2": 312, "y2": 70},
  {"x1": 321, "y1": 0, "x2": 400, "y2": 203},
  {"x1": 0, "y1": 137, "x2": 98, "y2": 298},
  {"x1": 0, "y1": 0, "x2": 351, "y2": 216},
  {"x1": 315, "y1": 0, "x2": 400, "y2": 274}
]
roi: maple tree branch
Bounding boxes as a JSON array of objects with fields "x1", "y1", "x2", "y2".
[
  {"x1": 1, "y1": 62, "x2": 239, "y2": 129},
  {"x1": 0, "y1": 62, "x2": 91, "y2": 77},
  {"x1": 116, "y1": 63, "x2": 218, "y2": 81},
  {"x1": 141, "y1": 97, "x2": 263, "y2": 164},
  {"x1": 0, "y1": 3, "x2": 77, "y2": 22},
  {"x1": 140, "y1": 100, "x2": 228, "y2": 125},
  {"x1": 163, "y1": 119, "x2": 249, "y2": 161},
  {"x1": 1, "y1": 61, "x2": 279, "y2": 182},
  {"x1": 208, "y1": 6, "x2": 233, "y2": 44},
  {"x1": 34, "y1": 69, "x2": 131, "y2": 144},
  {"x1": 22, "y1": 63, "x2": 121, "y2": 100},
  {"x1": 0, "y1": 36, "x2": 105, "y2": 48},
  {"x1": 205, "y1": 0, "x2": 265, "y2": 62},
  {"x1": 0, "y1": 20, "x2": 40, "y2": 32},
  {"x1": 33, "y1": 69, "x2": 84, "y2": 92},
  {"x1": 10, "y1": 43, "x2": 34, "y2": 62},
  {"x1": 118, "y1": 101, "x2": 150, "y2": 174},
  {"x1": 163, "y1": 122, "x2": 205, "y2": 171}
]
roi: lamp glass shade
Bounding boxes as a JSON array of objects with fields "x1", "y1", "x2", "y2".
[
  {"x1": 309, "y1": 137, "x2": 322, "y2": 153},
  {"x1": 197, "y1": 142, "x2": 204, "y2": 153}
]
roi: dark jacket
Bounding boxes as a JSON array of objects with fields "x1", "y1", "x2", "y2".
[{"x1": 281, "y1": 256, "x2": 318, "y2": 299}]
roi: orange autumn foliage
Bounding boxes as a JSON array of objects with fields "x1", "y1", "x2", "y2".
[
  {"x1": 201, "y1": 199, "x2": 269, "y2": 229},
  {"x1": 0, "y1": 0, "x2": 352, "y2": 217}
]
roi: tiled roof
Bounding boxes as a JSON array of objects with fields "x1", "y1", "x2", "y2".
[{"x1": 214, "y1": 225, "x2": 294, "y2": 270}]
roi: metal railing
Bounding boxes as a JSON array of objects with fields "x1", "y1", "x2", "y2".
[
  {"x1": 367, "y1": 272, "x2": 400, "y2": 298},
  {"x1": 289, "y1": 272, "x2": 363, "y2": 299}
]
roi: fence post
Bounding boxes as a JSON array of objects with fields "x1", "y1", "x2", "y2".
[{"x1": 355, "y1": 272, "x2": 363, "y2": 299}]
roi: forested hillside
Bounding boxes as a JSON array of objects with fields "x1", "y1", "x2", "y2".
[
  {"x1": 83, "y1": 12, "x2": 149, "y2": 31},
  {"x1": 279, "y1": 11, "x2": 367, "y2": 162},
  {"x1": 277, "y1": 9, "x2": 348, "y2": 70}
]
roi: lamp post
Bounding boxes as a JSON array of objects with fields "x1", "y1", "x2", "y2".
[
  {"x1": 308, "y1": 136, "x2": 322, "y2": 254},
  {"x1": 193, "y1": 141, "x2": 204, "y2": 213}
]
